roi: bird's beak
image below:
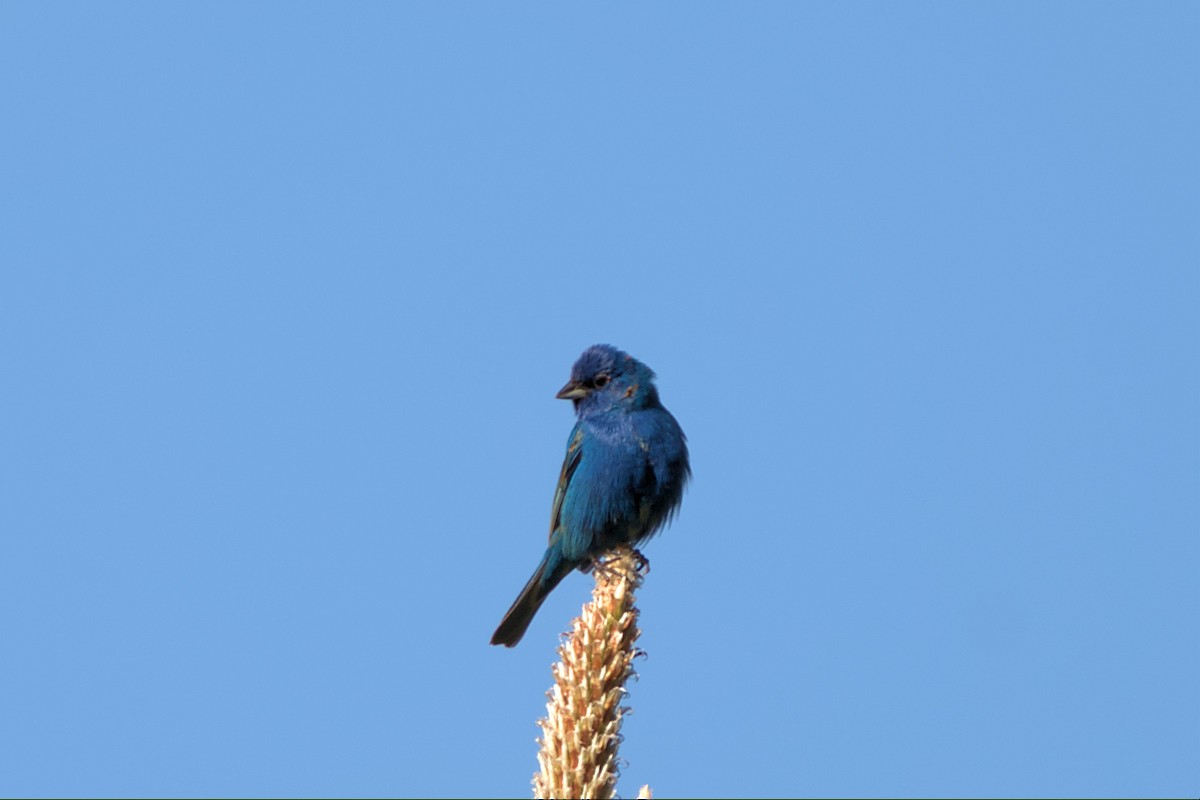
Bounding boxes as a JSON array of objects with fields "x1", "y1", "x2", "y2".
[{"x1": 556, "y1": 380, "x2": 588, "y2": 400}]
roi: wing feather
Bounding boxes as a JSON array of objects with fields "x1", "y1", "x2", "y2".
[{"x1": 549, "y1": 424, "x2": 584, "y2": 541}]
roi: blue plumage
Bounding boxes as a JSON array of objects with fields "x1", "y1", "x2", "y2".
[{"x1": 490, "y1": 344, "x2": 690, "y2": 647}]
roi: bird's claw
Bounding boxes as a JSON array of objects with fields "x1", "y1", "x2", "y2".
[{"x1": 592, "y1": 557, "x2": 619, "y2": 581}]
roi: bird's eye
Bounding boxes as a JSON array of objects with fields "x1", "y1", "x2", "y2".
[{"x1": 594, "y1": 375, "x2": 610, "y2": 388}]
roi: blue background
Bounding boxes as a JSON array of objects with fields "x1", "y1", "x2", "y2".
[{"x1": 2, "y1": 3, "x2": 1197, "y2": 797}]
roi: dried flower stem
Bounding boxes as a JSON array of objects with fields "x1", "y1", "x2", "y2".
[{"x1": 533, "y1": 546, "x2": 649, "y2": 800}]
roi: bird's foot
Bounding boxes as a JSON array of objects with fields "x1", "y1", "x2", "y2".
[
  {"x1": 591, "y1": 556, "x2": 619, "y2": 581},
  {"x1": 591, "y1": 548, "x2": 651, "y2": 581}
]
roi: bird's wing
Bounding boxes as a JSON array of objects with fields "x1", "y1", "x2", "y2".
[{"x1": 549, "y1": 423, "x2": 585, "y2": 541}]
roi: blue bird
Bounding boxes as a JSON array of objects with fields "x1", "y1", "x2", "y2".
[{"x1": 491, "y1": 344, "x2": 690, "y2": 647}]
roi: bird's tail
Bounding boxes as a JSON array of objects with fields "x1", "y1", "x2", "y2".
[{"x1": 491, "y1": 551, "x2": 573, "y2": 647}]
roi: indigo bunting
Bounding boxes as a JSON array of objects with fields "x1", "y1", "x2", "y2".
[{"x1": 491, "y1": 344, "x2": 690, "y2": 647}]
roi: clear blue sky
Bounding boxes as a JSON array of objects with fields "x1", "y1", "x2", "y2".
[{"x1": 2, "y1": 3, "x2": 1197, "y2": 797}]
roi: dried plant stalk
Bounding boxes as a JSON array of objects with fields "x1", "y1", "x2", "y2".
[{"x1": 533, "y1": 546, "x2": 649, "y2": 800}]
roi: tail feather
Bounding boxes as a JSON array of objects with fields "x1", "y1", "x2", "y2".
[{"x1": 491, "y1": 553, "x2": 573, "y2": 647}]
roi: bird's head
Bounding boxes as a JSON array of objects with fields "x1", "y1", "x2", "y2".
[{"x1": 556, "y1": 344, "x2": 659, "y2": 415}]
